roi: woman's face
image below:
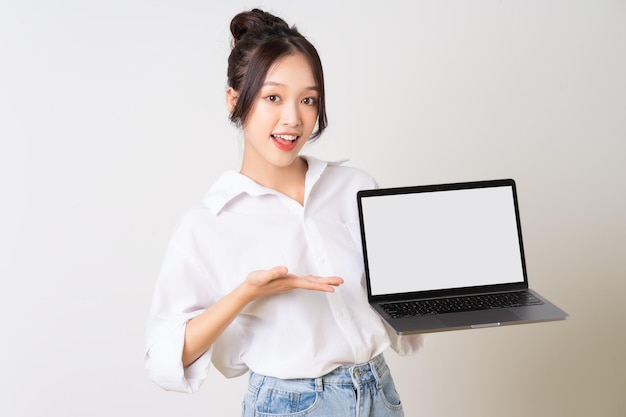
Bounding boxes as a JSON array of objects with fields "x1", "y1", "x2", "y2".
[{"x1": 239, "y1": 53, "x2": 319, "y2": 174}]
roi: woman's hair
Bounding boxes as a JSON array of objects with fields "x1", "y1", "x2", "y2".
[{"x1": 227, "y1": 9, "x2": 327, "y2": 140}]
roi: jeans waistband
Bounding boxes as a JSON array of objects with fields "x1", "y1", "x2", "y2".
[{"x1": 249, "y1": 354, "x2": 388, "y2": 391}]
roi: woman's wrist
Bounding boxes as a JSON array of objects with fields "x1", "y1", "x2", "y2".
[{"x1": 232, "y1": 280, "x2": 258, "y2": 305}]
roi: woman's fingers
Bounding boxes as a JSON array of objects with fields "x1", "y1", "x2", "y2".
[
  {"x1": 245, "y1": 267, "x2": 343, "y2": 297},
  {"x1": 294, "y1": 274, "x2": 344, "y2": 292}
]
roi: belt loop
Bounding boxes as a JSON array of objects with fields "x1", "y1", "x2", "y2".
[
  {"x1": 370, "y1": 354, "x2": 384, "y2": 389},
  {"x1": 315, "y1": 376, "x2": 323, "y2": 392},
  {"x1": 247, "y1": 371, "x2": 264, "y2": 396}
]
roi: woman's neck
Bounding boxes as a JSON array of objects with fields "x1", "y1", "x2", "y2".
[{"x1": 240, "y1": 156, "x2": 308, "y2": 205}]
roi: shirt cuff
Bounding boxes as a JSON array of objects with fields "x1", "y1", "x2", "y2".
[{"x1": 145, "y1": 319, "x2": 212, "y2": 393}]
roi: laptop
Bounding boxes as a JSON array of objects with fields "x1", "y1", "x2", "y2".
[{"x1": 356, "y1": 178, "x2": 568, "y2": 335}]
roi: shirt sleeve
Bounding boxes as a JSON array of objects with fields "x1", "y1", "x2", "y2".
[
  {"x1": 144, "y1": 240, "x2": 214, "y2": 393},
  {"x1": 382, "y1": 318, "x2": 425, "y2": 356}
]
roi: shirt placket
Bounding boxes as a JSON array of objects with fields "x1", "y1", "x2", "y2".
[{"x1": 303, "y1": 217, "x2": 369, "y2": 363}]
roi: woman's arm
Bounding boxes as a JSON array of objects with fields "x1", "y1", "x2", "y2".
[{"x1": 182, "y1": 266, "x2": 343, "y2": 367}]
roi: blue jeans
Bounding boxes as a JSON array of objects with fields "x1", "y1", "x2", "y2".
[{"x1": 241, "y1": 354, "x2": 404, "y2": 417}]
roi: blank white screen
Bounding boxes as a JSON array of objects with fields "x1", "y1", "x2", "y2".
[{"x1": 361, "y1": 186, "x2": 525, "y2": 296}]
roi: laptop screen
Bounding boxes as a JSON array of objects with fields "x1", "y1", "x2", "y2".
[{"x1": 359, "y1": 183, "x2": 526, "y2": 297}]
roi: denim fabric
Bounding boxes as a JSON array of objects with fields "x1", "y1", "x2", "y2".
[{"x1": 241, "y1": 354, "x2": 404, "y2": 417}]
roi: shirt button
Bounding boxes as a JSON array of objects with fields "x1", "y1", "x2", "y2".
[{"x1": 318, "y1": 256, "x2": 326, "y2": 264}]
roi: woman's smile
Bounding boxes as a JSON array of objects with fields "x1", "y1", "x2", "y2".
[{"x1": 271, "y1": 133, "x2": 300, "y2": 151}]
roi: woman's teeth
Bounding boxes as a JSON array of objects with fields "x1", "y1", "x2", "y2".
[{"x1": 272, "y1": 134, "x2": 298, "y2": 141}]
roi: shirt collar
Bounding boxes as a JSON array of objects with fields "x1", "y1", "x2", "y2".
[{"x1": 202, "y1": 156, "x2": 348, "y2": 215}]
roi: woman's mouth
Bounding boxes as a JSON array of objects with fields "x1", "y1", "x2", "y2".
[{"x1": 271, "y1": 134, "x2": 299, "y2": 151}]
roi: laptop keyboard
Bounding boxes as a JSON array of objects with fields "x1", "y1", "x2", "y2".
[{"x1": 380, "y1": 291, "x2": 544, "y2": 318}]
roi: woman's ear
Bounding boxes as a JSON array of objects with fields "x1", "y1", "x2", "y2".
[{"x1": 226, "y1": 87, "x2": 239, "y2": 113}]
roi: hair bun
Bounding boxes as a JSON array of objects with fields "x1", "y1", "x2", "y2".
[{"x1": 230, "y1": 8, "x2": 290, "y2": 44}]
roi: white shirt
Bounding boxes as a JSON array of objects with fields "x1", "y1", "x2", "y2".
[{"x1": 144, "y1": 156, "x2": 423, "y2": 393}]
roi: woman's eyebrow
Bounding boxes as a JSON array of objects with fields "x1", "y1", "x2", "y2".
[{"x1": 262, "y1": 81, "x2": 319, "y2": 91}]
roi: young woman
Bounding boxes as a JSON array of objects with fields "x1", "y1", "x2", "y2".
[{"x1": 145, "y1": 9, "x2": 423, "y2": 416}]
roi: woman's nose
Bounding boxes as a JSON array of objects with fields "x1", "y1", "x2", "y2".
[{"x1": 281, "y1": 101, "x2": 301, "y2": 126}]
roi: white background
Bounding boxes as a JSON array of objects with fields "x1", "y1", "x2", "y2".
[{"x1": 1, "y1": 1, "x2": 624, "y2": 416}]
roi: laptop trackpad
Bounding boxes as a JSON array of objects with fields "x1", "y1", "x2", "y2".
[{"x1": 440, "y1": 309, "x2": 520, "y2": 327}]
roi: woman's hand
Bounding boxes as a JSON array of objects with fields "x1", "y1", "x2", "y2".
[{"x1": 239, "y1": 266, "x2": 344, "y2": 302}]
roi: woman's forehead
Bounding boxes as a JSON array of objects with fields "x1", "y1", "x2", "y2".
[{"x1": 263, "y1": 54, "x2": 317, "y2": 88}]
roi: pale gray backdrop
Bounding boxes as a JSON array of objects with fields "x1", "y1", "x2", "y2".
[{"x1": 1, "y1": 1, "x2": 624, "y2": 416}]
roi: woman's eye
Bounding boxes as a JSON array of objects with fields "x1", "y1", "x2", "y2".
[
  {"x1": 266, "y1": 95, "x2": 280, "y2": 103},
  {"x1": 302, "y1": 97, "x2": 317, "y2": 106}
]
